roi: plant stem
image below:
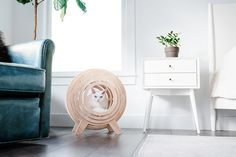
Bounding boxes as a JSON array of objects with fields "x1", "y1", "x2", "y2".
[
  {"x1": 34, "y1": 0, "x2": 38, "y2": 40},
  {"x1": 38, "y1": 0, "x2": 45, "y2": 5}
]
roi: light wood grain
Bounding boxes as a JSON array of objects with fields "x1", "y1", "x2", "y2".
[{"x1": 66, "y1": 69, "x2": 126, "y2": 135}]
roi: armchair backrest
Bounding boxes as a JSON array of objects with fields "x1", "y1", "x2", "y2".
[{"x1": 8, "y1": 39, "x2": 55, "y2": 69}]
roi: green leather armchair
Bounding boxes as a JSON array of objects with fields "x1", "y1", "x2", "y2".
[{"x1": 0, "y1": 39, "x2": 55, "y2": 143}]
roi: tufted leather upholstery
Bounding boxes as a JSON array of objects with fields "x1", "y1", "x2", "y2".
[{"x1": 0, "y1": 39, "x2": 55, "y2": 143}]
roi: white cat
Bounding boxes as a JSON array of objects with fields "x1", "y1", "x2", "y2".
[{"x1": 88, "y1": 87, "x2": 108, "y2": 113}]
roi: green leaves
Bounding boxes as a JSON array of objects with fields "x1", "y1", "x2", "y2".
[
  {"x1": 76, "y1": 0, "x2": 87, "y2": 12},
  {"x1": 53, "y1": 0, "x2": 68, "y2": 20},
  {"x1": 53, "y1": 0, "x2": 87, "y2": 21},
  {"x1": 16, "y1": 0, "x2": 32, "y2": 4},
  {"x1": 16, "y1": 0, "x2": 87, "y2": 21},
  {"x1": 53, "y1": 0, "x2": 67, "y2": 10},
  {"x1": 156, "y1": 31, "x2": 180, "y2": 47},
  {"x1": 60, "y1": 1, "x2": 67, "y2": 21}
]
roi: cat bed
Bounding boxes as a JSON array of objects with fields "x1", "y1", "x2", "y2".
[{"x1": 66, "y1": 69, "x2": 126, "y2": 135}]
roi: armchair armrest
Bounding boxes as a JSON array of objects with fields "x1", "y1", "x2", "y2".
[{"x1": 8, "y1": 39, "x2": 55, "y2": 69}]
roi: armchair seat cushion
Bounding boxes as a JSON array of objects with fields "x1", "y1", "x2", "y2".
[{"x1": 0, "y1": 62, "x2": 45, "y2": 93}]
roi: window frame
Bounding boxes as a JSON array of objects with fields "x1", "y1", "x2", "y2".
[{"x1": 43, "y1": 0, "x2": 136, "y2": 84}]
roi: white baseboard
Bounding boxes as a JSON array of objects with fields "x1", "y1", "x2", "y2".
[
  {"x1": 50, "y1": 113, "x2": 203, "y2": 130},
  {"x1": 50, "y1": 113, "x2": 236, "y2": 131}
]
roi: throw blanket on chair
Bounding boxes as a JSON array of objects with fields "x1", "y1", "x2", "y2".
[{"x1": 211, "y1": 45, "x2": 236, "y2": 99}]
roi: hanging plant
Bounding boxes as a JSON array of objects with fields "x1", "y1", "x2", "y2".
[{"x1": 16, "y1": 0, "x2": 86, "y2": 40}]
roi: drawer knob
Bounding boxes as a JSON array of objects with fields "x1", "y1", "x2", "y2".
[
  {"x1": 169, "y1": 65, "x2": 172, "y2": 68},
  {"x1": 169, "y1": 78, "x2": 172, "y2": 81}
]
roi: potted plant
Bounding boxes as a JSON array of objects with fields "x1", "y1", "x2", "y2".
[
  {"x1": 156, "y1": 31, "x2": 180, "y2": 57},
  {"x1": 16, "y1": 0, "x2": 86, "y2": 40}
]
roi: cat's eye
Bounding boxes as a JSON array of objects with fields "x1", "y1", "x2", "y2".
[
  {"x1": 100, "y1": 96, "x2": 103, "y2": 98},
  {"x1": 95, "y1": 96, "x2": 97, "y2": 98}
]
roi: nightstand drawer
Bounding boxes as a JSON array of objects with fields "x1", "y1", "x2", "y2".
[
  {"x1": 144, "y1": 59, "x2": 197, "y2": 73},
  {"x1": 144, "y1": 73, "x2": 197, "y2": 87}
]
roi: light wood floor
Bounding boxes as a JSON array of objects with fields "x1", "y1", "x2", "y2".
[{"x1": 1, "y1": 128, "x2": 236, "y2": 157}]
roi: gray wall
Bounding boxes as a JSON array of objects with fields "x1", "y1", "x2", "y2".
[
  {"x1": 0, "y1": 0, "x2": 47, "y2": 44},
  {"x1": 11, "y1": 0, "x2": 47, "y2": 44},
  {"x1": 0, "y1": 0, "x2": 13, "y2": 44}
]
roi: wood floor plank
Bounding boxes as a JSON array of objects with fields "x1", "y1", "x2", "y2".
[
  {"x1": 86, "y1": 129, "x2": 145, "y2": 157},
  {"x1": 1, "y1": 128, "x2": 236, "y2": 157}
]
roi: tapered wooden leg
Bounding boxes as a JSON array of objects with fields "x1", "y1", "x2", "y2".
[
  {"x1": 210, "y1": 98, "x2": 216, "y2": 131},
  {"x1": 72, "y1": 124, "x2": 78, "y2": 133},
  {"x1": 189, "y1": 90, "x2": 200, "y2": 134},
  {"x1": 107, "y1": 125, "x2": 114, "y2": 133},
  {"x1": 211, "y1": 109, "x2": 216, "y2": 131},
  {"x1": 143, "y1": 93, "x2": 153, "y2": 133},
  {"x1": 109, "y1": 120, "x2": 121, "y2": 135},
  {"x1": 74, "y1": 120, "x2": 88, "y2": 136}
]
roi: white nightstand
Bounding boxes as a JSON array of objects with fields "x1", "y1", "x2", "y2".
[{"x1": 143, "y1": 58, "x2": 200, "y2": 134}]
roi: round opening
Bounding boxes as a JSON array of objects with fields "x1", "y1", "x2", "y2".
[{"x1": 83, "y1": 82, "x2": 114, "y2": 114}]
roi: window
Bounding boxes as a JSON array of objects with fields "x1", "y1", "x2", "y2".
[{"x1": 49, "y1": 0, "x2": 135, "y2": 76}]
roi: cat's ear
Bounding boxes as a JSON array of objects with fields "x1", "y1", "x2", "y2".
[{"x1": 91, "y1": 88, "x2": 96, "y2": 94}]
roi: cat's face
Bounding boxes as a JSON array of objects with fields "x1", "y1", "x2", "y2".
[{"x1": 91, "y1": 88, "x2": 106, "y2": 102}]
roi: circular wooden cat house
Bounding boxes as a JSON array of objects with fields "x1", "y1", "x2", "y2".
[{"x1": 66, "y1": 69, "x2": 126, "y2": 135}]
